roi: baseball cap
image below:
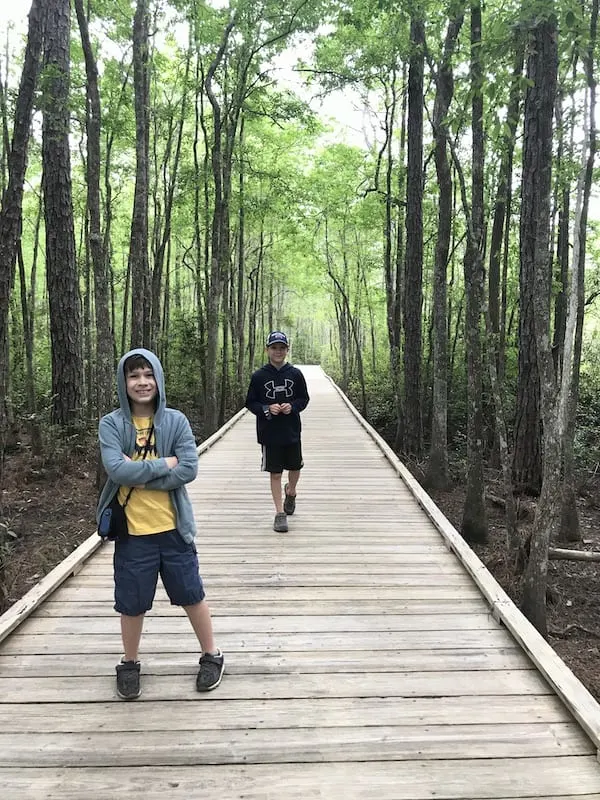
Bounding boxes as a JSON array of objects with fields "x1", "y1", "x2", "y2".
[{"x1": 266, "y1": 331, "x2": 289, "y2": 347}]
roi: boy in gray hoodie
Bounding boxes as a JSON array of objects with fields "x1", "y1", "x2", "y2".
[{"x1": 97, "y1": 348, "x2": 224, "y2": 699}]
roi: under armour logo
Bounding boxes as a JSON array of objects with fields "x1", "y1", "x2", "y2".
[{"x1": 265, "y1": 379, "x2": 294, "y2": 399}]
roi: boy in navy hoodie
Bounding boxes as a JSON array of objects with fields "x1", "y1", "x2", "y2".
[
  {"x1": 97, "y1": 348, "x2": 224, "y2": 699},
  {"x1": 245, "y1": 332, "x2": 310, "y2": 532}
]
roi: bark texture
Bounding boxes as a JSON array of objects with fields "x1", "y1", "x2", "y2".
[
  {"x1": 42, "y1": 0, "x2": 83, "y2": 427},
  {"x1": 0, "y1": 0, "x2": 45, "y2": 471},
  {"x1": 75, "y1": 0, "x2": 114, "y2": 419},
  {"x1": 461, "y1": 0, "x2": 487, "y2": 543},
  {"x1": 402, "y1": 16, "x2": 425, "y2": 457},
  {"x1": 128, "y1": 0, "x2": 151, "y2": 348},
  {"x1": 426, "y1": 9, "x2": 464, "y2": 490},
  {"x1": 520, "y1": 15, "x2": 559, "y2": 634}
]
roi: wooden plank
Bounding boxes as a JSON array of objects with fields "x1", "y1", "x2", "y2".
[
  {"x1": 83, "y1": 543, "x2": 452, "y2": 554},
  {"x1": 0, "y1": 723, "x2": 592, "y2": 767},
  {"x1": 0, "y1": 647, "x2": 532, "y2": 676},
  {"x1": 0, "y1": 694, "x2": 571, "y2": 733},
  {"x1": 75, "y1": 562, "x2": 470, "y2": 575},
  {"x1": 86, "y1": 531, "x2": 458, "y2": 541},
  {"x1": 43, "y1": 584, "x2": 485, "y2": 601},
  {"x1": 73, "y1": 552, "x2": 461, "y2": 564},
  {"x1": 0, "y1": 669, "x2": 552, "y2": 703},
  {"x1": 0, "y1": 628, "x2": 516, "y2": 655},
  {"x1": 188, "y1": 514, "x2": 449, "y2": 523},
  {"x1": 33, "y1": 598, "x2": 490, "y2": 616},
  {"x1": 60, "y1": 572, "x2": 477, "y2": 587},
  {"x1": 177, "y1": 525, "x2": 445, "y2": 532},
  {"x1": 3, "y1": 758, "x2": 600, "y2": 799},
  {"x1": 16, "y1": 612, "x2": 500, "y2": 635}
]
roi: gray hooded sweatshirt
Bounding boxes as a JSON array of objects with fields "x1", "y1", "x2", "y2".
[{"x1": 96, "y1": 348, "x2": 198, "y2": 543}]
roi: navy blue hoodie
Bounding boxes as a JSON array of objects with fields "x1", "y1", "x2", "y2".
[{"x1": 245, "y1": 362, "x2": 309, "y2": 446}]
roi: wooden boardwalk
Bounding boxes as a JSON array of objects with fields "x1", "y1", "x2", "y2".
[{"x1": 2, "y1": 365, "x2": 600, "y2": 799}]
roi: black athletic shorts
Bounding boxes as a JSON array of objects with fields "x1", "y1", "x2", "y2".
[{"x1": 261, "y1": 442, "x2": 303, "y2": 473}]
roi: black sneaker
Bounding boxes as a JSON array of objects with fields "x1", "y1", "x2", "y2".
[
  {"x1": 283, "y1": 484, "x2": 296, "y2": 515},
  {"x1": 273, "y1": 511, "x2": 288, "y2": 532},
  {"x1": 197, "y1": 649, "x2": 225, "y2": 692},
  {"x1": 116, "y1": 659, "x2": 141, "y2": 700}
]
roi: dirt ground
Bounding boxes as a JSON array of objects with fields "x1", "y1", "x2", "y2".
[
  {"x1": 2, "y1": 445, "x2": 600, "y2": 702},
  {"x1": 0, "y1": 446, "x2": 96, "y2": 611},
  {"x1": 429, "y1": 479, "x2": 600, "y2": 701}
]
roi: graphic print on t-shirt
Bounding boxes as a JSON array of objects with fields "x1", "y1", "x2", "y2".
[
  {"x1": 264, "y1": 378, "x2": 295, "y2": 400},
  {"x1": 133, "y1": 421, "x2": 158, "y2": 458},
  {"x1": 119, "y1": 415, "x2": 176, "y2": 535}
]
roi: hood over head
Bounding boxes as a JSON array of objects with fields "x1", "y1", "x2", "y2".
[{"x1": 116, "y1": 348, "x2": 166, "y2": 423}]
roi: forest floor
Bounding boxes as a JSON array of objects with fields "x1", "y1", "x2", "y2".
[
  {"x1": 428, "y1": 475, "x2": 600, "y2": 700},
  {"x1": 1, "y1": 437, "x2": 600, "y2": 701}
]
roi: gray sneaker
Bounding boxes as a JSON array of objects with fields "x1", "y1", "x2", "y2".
[
  {"x1": 273, "y1": 512, "x2": 288, "y2": 532},
  {"x1": 197, "y1": 649, "x2": 225, "y2": 692},
  {"x1": 116, "y1": 659, "x2": 141, "y2": 700}
]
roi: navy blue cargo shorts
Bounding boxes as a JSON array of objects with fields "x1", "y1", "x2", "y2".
[{"x1": 113, "y1": 529, "x2": 205, "y2": 616}]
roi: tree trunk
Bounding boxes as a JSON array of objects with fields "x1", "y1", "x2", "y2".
[
  {"x1": 16, "y1": 242, "x2": 36, "y2": 416},
  {"x1": 193, "y1": 51, "x2": 207, "y2": 404},
  {"x1": 0, "y1": 0, "x2": 44, "y2": 472},
  {"x1": 42, "y1": 0, "x2": 84, "y2": 428},
  {"x1": 74, "y1": 0, "x2": 114, "y2": 420},
  {"x1": 0, "y1": 59, "x2": 11, "y2": 213},
  {"x1": 402, "y1": 16, "x2": 425, "y2": 457},
  {"x1": 392, "y1": 66, "x2": 407, "y2": 452},
  {"x1": 380, "y1": 72, "x2": 403, "y2": 449},
  {"x1": 426, "y1": 9, "x2": 464, "y2": 490},
  {"x1": 461, "y1": 0, "x2": 487, "y2": 543},
  {"x1": 235, "y1": 113, "x2": 247, "y2": 405},
  {"x1": 558, "y1": 0, "x2": 597, "y2": 543},
  {"x1": 552, "y1": 90, "x2": 571, "y2": 374},
  {"x1": 247, "y1": 227, "x2": 264, "y2": 375},
  {"x1": 513, "y1": 14, "x2": 546, "y2": 497},
  {"x1": 488, "y1": 40, "x2": 524, "y2": 348},
  {"x1": 128, "y1": 0, "x2": 151, "y2": 348},
  {"x1": 150, "y1": 43, "x2": 191, "y2": 350},
  {"x1": 81, "y1": 218, "x2": 92, "y2": 416},
  {"x1": 520, "y1": 14, "x2": 559, "y2": 635},
  {"x1": 204, "y1": 19, "x2": 235, "y2": 432},
  {"x1": 220, "y1": 272, "x2": 230, "y2": 426},
  {"x1": 161, "y1": 244, "x2": 172, "y2": 368},
  {"x1": 479, "y1": 37, "x2": 524, "y2": 561},
  {"x1": 103, "y1": 65, "x2": 130, "y2": 364}
]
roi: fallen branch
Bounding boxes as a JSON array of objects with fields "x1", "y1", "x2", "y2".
[
  {"x1": 549, "y1": 547, "x2": 600, "y2": 562},
  {"x1": 550, "y1": 623, "x2": 600, "y2": 639}
]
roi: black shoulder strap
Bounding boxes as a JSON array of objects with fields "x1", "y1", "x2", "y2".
[{"x1": 122, "y1": 423, "x2": 155, "y2": 508}]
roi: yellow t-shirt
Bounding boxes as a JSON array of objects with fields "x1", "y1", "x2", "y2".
[{"x1": 119, "y1": 416, "x2": 177, "y2": 535}]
